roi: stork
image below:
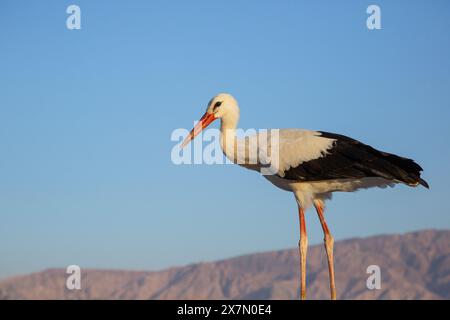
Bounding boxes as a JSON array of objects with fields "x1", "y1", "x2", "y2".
[{"x1": 181, "y1": 93, "x2": 429, "y2": 300}]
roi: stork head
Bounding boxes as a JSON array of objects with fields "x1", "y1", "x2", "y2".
[
  {"x1": 181, "y1": 93, "x2": 239, "y2": 147},
  {"x1": 205, "y1": 93, "x2": 239, "y2": 119}
]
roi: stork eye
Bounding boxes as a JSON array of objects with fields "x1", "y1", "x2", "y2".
[{"x1": 214, "y1": 101, "x2": 222, "y2": 109}]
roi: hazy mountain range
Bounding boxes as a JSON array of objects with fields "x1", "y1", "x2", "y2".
[{"x1": 1, "y1": 229, "x2": 449, "y2": 299}]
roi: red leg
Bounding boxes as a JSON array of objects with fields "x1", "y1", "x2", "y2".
[
  {"x1": 314, "y1": 201, "x2": 336, "y2": 300},
  {"x1": 298, "y1": 206, "x2": 308, "y2": 300}
]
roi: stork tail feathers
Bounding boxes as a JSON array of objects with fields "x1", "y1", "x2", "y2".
[{"x1": 371, "y1": 151, "x2": 429, "y2": 189}]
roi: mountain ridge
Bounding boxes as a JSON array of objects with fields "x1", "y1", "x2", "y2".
[{"x1": 1, "y1": 229, "x2": 449, "y2": 299}]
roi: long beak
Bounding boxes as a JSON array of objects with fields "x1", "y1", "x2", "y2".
[{"x1": 181, "y1": 112, "x2": 217, "y2": 148}]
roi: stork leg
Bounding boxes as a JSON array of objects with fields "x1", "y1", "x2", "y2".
[
  {"x1": 314, "y1": 201, "x2": 336, "y2": 300},
  {"x1": 297, "y1": 206, "x2": 308, "y2": 300}
]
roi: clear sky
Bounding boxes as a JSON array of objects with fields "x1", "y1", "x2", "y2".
[{"x1": 0, "y1": 0, "x2": 449, "y2": 279}]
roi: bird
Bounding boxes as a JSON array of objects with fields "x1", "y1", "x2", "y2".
[{"x1": 181, "y1": 93, "x2": 429, "y2": 300}]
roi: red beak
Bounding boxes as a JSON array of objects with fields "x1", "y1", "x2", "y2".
[{"x1": 181, "y1": 112, "x2": 217, "y2": 148}]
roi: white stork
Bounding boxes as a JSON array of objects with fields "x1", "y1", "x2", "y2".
[{"x1": 181, "y1": 93, "x2": 429, "y2": 300}]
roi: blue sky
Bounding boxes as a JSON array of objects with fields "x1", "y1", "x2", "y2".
[{"x1": 0, "y1": 0, "x2": 449, "y2": 279}]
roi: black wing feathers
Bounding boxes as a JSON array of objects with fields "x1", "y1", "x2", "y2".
[{"x1": 281, "y1": 131, "x2": 429, "y2": 188}]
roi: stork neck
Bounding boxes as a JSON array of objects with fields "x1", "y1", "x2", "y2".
[
  {"x1": 220, "y1": 125, "x2": 237, "y2": 139},
  {"x1": 219, "y1": 113, "x2": 239, "y2": 163},
  {"x1": 220, "y1": 121, "x2": 237, "y2": 151},
  {"x1": 220, "y1": 112, "x2": 239, "y2": 132},
  {"x1": 220, "y1": 112, "x2": 239, "y2": 138}
]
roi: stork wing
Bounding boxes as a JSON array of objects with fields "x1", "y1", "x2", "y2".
[{"x1": 278, "y1": 131, "x2": 429, "y2": 188}]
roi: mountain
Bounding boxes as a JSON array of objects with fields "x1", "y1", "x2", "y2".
[{"x1": 1, "y1": 229, "x2": 449, "y2": 299}]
